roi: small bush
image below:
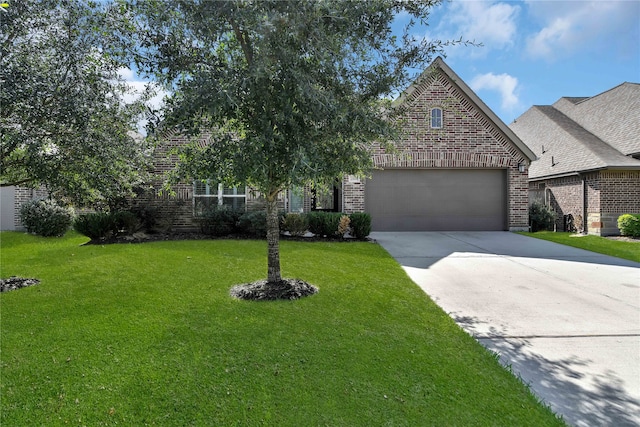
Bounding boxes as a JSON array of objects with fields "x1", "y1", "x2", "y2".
[
  {"x1": 199, "y1": 206, "x2": 241, "y2": 237},
  {"x1": 338, "y1": 215, "x2": 351, "y2": 237},
  {"x1": 113, "y1": 211, "x2": 140, "y2": 235},
  {"x1": 19, "y1": 199, "x2": 74, "y2": 237},
  {"x1": 130, "y1": 205, "x2": 161, "y2": 233},
  {"x1": 307, "y1": 211, "x2": 342, "y2": 237},
  {"x1": 617, "y1": 214, "x2": 640, "y2": 237},
  {"x1": 237, "y1": 210, "x2": 268, "y2": 238},
  {"x1": 349, "y1": 212, "x2": 372, "y2": 239},
  {"x1": 282, "y1": 213, "x2": 308, "y2": 236},
  {"x1": 529, "y1": 201, "x2": 556, "y2": 232},
  {"x1": 306, "y1": 212, "x2": 325, "y2": 236},
  {"x1": 73, "y1": 212, "x2": 117, "y2": 240}
]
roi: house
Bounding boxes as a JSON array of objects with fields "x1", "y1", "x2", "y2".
[
  {"x1": 509, "y1": 82, "x2": 640, "y2": 236},
  {"x1": 140, "y1": 57, "x2": 535, "y2": 232},
  {"x1": 0, "y1": 186, "x2": 49, "y2": 231},
  {"x1": 358, "y1": 57, "x2": 535, "y2": 231}
]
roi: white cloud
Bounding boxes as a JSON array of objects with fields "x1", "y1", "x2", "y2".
[
  {"x1": 117, "y1": 68, "x2": 169, "y2": 135},
  {"x1": 525, "y1": 0, "x2": 640, "y2": 60},
  {"x1": 470, "y1": 72, "x2": 520, "y2": 111},
  {"x1": 430, "y1": 1, "x2": 520, "y2": 57}
]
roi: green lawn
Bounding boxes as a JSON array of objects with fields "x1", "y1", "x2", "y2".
[
  {"x1": 1, "y1": 231, "x2": 564, "y2": 426},
  {"x1": 520, "y1": 231, "x2": 640, "y2": 263}
]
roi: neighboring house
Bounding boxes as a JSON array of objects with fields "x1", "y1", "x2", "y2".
[
  {"x1": 0, "y1": 186, "x2": 49, "y2": 231},
  {"x1": 510, "y1": 82, "x2": 640, "y2": 236},
  {"x1": 140, "y1": 57, "x2": 535, "y2": 232}
]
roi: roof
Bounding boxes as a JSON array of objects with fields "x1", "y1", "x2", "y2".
[
  {"x1": 554, "y1": 82, "x2": 640, "y2": 156},
  {"x1": 510, "y1": 84, "x2": 640, "y2": 180},
  {"x1": 395, "y1": 56, "x2": 536, "y2": 162}
]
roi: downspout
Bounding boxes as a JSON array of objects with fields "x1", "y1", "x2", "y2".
[{"x1": 581, "y1": 173, "x2": 587, "y2": 235}]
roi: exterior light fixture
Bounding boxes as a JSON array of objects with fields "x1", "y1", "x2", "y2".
[{"x1": 518, "y1": 163, "x2": 526, "y2": 173}]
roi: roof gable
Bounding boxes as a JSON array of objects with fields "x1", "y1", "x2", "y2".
[
  {"x1": 396, "y1": 57, "x2": 536, "y2": 162},
  {"x1": 553, "y1": 82, "x2": 640, "y2": 156}
]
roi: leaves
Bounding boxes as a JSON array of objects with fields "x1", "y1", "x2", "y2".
[
  {"x1": 118, "y1": 0, "x2": 469, "y2": 280},
  {"x1": 0, "y1": 0, "x2": 151, "y2": 206}
]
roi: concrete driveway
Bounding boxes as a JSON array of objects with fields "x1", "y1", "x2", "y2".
[{"x1": 371, "y1": 231, "x2": 640, "y2": 427}]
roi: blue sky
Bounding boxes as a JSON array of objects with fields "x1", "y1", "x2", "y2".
[
  {"x1": 128, "y1": 0, "x2": 640, "y2": 133},
  {"x1": 397, "y1": 0, "x2": 640, "y2": 124}
]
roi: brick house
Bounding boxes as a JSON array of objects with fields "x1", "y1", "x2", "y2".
[
  {"x1": 0, "y1": 186, "x2": 49, "y2": 231},
  {"x1": 509, "y1": 82, "x2": 640, "y2": 236},
  {"x1": 359, "y1": 57, "x2": 535, "y2": 231},
  {"x1": 138, "y1": 57, "x2": 535, "y2": 232}
]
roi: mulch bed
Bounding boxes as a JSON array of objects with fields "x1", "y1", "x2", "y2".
[
  {"x1": 230, "y1": 278, "x2": 319, "y2": 301},
  {"x1": 83, "y1": 232, "x2": 371, "y2": 245},
  {"x1": 1, "y1": 277, "x2": 41, "y2": 293},
  {"x1": 605, "y1": 236, "x2": 639, "y2": 243}
]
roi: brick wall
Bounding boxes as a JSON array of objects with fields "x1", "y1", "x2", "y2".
[
  {"x1": 342, "y1": 175, "x2": 365, "y2": 214},
  {"x1": 12, "y1": 186, "x2": 49, "y2": 230},
  {"x1": 363, "y1": 70, "x2": 531, "y2": 230},
  {"x1": 528, "y1": 170, "x2": 639, "y2": 235},
  {"x1": 599, "y1": 170, "x2": 640, "y2": 235}
]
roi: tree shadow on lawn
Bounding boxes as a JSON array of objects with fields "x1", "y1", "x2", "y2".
[{"x1": 454, "y1": 315, "x2": 640, "y2": 427}]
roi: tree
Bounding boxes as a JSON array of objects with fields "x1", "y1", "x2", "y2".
[
  {"x1": 123, "y1": 0, "x2": 463, "y2": 295},
  {"x1": 0, "y1": 0, "x2": 151, "y2": 207}
]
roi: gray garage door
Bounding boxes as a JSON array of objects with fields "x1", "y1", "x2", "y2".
[{"x1": 365, "y1": 169, "x2": 507, "y2": 231}]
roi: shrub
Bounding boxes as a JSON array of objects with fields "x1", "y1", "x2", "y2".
[
  {"x1": 73, "y1": 212, "x2": 117, "y2": 240},
  {"x1": 237, "y1": 210, "x2": 268, "y2": 238},
  {"x1": 617, "y1": 214, "x2": 640, "y2": 237},
  {"x1": 113, "y1": 211, "x2": 140, "y2": 235},
  {"x1": 19, "y1": 199, "x2": 74, "y2": 237},
  {"x1": 282, "y1": 213, "x2": 308, "y2": 236},
  {"x1": 337, "y1": 215, "x2": 351, "y2": 237},
  {"x1": 307, "y1": 211, "x2": 342, "y2": 237},
  {"x1": 349, "y1": 212, "x2": 372, "y2": 239},
  {"x1": 199, "y1": 206, "x2": 241, "y2": 237},
  {"x1": 306, "y1": 212, "x2": 325, "y2": 236},
  {"x1": 130, "y1": 205, "x2": 161, "y2": 233},
  {"x1": 529, "y1": 201, "x2": 556, "y2": 232}
]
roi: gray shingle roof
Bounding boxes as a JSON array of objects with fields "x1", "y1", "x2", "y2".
[
  {"x1": 554, "y1": 83, "x2": 640, "y2": 156},
  {"x1": 510, "y1": 83, "x2": 640, "y2": 180}
]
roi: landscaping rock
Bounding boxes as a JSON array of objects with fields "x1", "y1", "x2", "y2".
[
  {"x1": 1, "y1": 277, "x2": 41, "y2": 293},
  {"x1": 230, "y1": 279, "x2": 318, "y2": 301}
]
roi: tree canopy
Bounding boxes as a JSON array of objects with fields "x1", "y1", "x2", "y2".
[
  {"x1": 123, "y1": 0, "x2": 464, "y2": 286},
  {"x1": 0, "y1": 0, "x2": 151, "y2": 207}
]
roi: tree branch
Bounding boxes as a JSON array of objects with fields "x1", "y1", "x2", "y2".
[
  {"x1": 1, "y1": 177, "x2": 36, "y2": 187},
  {"x1": 229, "y1": 18, "x2": 253, "y2": 66}
]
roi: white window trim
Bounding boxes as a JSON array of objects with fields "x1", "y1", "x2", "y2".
[
  {"x1": 193, "y1": 181, "x2": 247, "y2": 215},
  {"x1": 430, "y1": 107, "x2": 443, "y2": 129}
]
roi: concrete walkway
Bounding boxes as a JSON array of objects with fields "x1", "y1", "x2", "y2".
[{"x1": 371, "y1": 231, "x2": 640, "y2": 427}]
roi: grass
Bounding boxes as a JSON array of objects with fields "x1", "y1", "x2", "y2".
[
  {"x1": 520, "y1": 231, "x2": 640, "y2": 263},
  {"x1": 0, "y1": 231, "x2": 565, "y2": 426}
]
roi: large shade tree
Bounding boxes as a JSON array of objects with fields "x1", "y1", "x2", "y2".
[
  {"x1": 0, "y1": 0, "x2": 151, "y2": 206},
  {"x1": 123, "y1": 0, "x2": 467, "y2": 296}
]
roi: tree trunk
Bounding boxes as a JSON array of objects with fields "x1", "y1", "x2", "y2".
[{"x1": 266, "y1": 192, "x2": 282, "y2": 283}]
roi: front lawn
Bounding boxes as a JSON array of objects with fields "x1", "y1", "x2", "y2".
[
  {"x1": 1, "y1": 232, "x2": 564, "y2": 426},
  {"x1": 520, "y1": 231, "x2": 640, "y2": 263}
]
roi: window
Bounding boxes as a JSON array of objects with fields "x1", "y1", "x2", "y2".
[
  {"x1": 430, "y1": 108, "x2": 443, "y2": 129},
  {"x1": 288, "y1": 187, "x2": 304, "y2": 213},
  {"x1": 194, "y1": 181, "x2": 246, "y2": 215},
  {"x1": 311, "y1": 185, "x2": 339, "y2": 212}
]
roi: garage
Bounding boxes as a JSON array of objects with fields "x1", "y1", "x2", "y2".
[{"x1": 365, "y1": 169, "x2": 507, "y2": 231}]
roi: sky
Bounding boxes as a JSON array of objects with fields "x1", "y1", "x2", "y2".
[
  {"x1": 127, "y1": 0, "x2": 640, "y2": 133},
  {"x1": 397, "y1": 0, "x2": 640, "y2": 124}
]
